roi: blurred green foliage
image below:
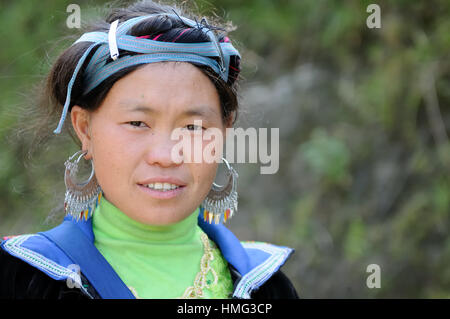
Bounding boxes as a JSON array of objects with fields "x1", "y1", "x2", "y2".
[{"x1": 0, "y1": 0, "x2": 449, "y2": 298}]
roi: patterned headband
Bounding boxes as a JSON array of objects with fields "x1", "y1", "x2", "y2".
[{"x1": 53, "y1": 13, "x2": 241, "y2": 134}]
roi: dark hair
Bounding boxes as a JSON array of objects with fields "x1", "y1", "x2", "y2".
[{"x1": 22, "y1": 0, "x2": 242, "y2": 152}]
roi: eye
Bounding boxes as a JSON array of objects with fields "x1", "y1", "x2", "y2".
[
  {"x1": 127, "y1": 121, "x2": 148, "y2": 128},
  {"x1": 185, "y1": 124, "x2": 206, "y2": 131}
]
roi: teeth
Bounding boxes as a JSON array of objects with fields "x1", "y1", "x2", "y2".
[{"x1": 145, "y1": 182, "x2": 180, "y2": 191}]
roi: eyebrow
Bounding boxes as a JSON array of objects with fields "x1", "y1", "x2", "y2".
[{"x1": 120, "y1": 102, "x2": 219, "y2": 119}]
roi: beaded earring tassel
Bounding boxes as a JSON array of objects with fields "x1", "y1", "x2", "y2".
[
  {"x1": 63, "y1": 150, "x2": 102, "y2": 221},
  {"x1": 201, "y1": 158, "x2": 238, "y2": 225}
]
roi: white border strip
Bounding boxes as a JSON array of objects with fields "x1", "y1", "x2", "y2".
[
  {"x1": 2, "y1": 234, "x2": 83, "y2": 289},
  {"x1": 233, "y1": 242, "x2": 293, "y2": 299}
]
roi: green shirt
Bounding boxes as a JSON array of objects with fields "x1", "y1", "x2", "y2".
[{"x1": 92, "y1": 196, "x2": 234, "y2": 298}]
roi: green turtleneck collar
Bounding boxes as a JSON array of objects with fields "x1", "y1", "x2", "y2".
[
  {"x1": 93, "y1": 195, "x2": 199, "y2": 244},
  {"x1": 91, "y1": 195, "x2": 233, "y2": 298}
]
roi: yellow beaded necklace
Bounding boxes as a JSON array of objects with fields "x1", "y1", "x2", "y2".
[{"x1": 129, "y1": 233, "x2": 219, "y2": 299}]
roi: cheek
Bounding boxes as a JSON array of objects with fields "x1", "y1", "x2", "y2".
[
  {"x1": 187, "y1": 137, "x2": 222, "y2": 195},
  {"x1": 190, "y1": 162, "x2": 217, "y2": 192},
  {"x1": 90, "y1": 124, "x2": 135, "y2": 186}
]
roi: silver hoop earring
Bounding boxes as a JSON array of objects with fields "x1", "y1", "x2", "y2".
[
  {"x1": 201, "y1": 158, "x2": 238, "y2": 224},
  {"x1": 64, "y1": 150, "x2": 102, "y2": 221}
]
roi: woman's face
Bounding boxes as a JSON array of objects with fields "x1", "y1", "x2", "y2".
[{"x1": 71, "y1": 62, "x2": 228, "y2": 225}]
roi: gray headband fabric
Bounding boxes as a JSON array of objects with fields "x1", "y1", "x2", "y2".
[{"x1": 53, "y1": 13, "x2": 241, "y2": 134}]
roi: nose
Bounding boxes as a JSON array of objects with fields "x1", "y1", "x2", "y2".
[{"x1": 144, "y1": 130, "x2": 181, "y2": 168}]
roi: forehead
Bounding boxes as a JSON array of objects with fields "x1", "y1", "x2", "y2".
[{"x1": 101, "y1": 62, "x2": 221, "y2": 116}]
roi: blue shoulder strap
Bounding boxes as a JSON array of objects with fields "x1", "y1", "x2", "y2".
[{"x1": 38, "y1": 220, "x2": 135, "y2": 299}]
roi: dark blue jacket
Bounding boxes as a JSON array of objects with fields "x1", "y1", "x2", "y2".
[{"x1": 0, "y1": 208, "x2": 298, "y2": 299}]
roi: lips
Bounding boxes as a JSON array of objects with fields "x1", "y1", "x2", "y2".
[
  {"x1": 137, "y1": 183, "x2": 186, "y2": 199},
  {"x1": 138, "y1": 176, "x2": 187, "y2": 187}
]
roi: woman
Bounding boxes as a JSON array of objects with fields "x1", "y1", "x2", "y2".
[{"x1": 0, "y1": 0, "x2": 298, "y2": 299}]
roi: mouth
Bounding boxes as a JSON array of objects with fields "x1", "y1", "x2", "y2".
[
  {"x1": 137, "y1": 179, "x2": 187, "y2": 199},
  {"x1": 139, "y1": 182, "x2": 184, "y2": 192}
]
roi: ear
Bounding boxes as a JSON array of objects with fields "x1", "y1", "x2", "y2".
[
  {"x1": 221, "y1": 113, "x2": 234, "y2": 158},
  {"x1": 223, "y1": 112, "x2": 234, "y2": 137},
  {"x1": 224, "y1": 111, "x2": 234, "y2": 129},
  {"x1": 71, "y1": 105, "x2": 93, "y2": 160}
]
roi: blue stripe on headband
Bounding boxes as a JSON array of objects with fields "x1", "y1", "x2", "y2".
[{"x1": 53, "y1": 13, "x2": 241, "y2": 134}]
